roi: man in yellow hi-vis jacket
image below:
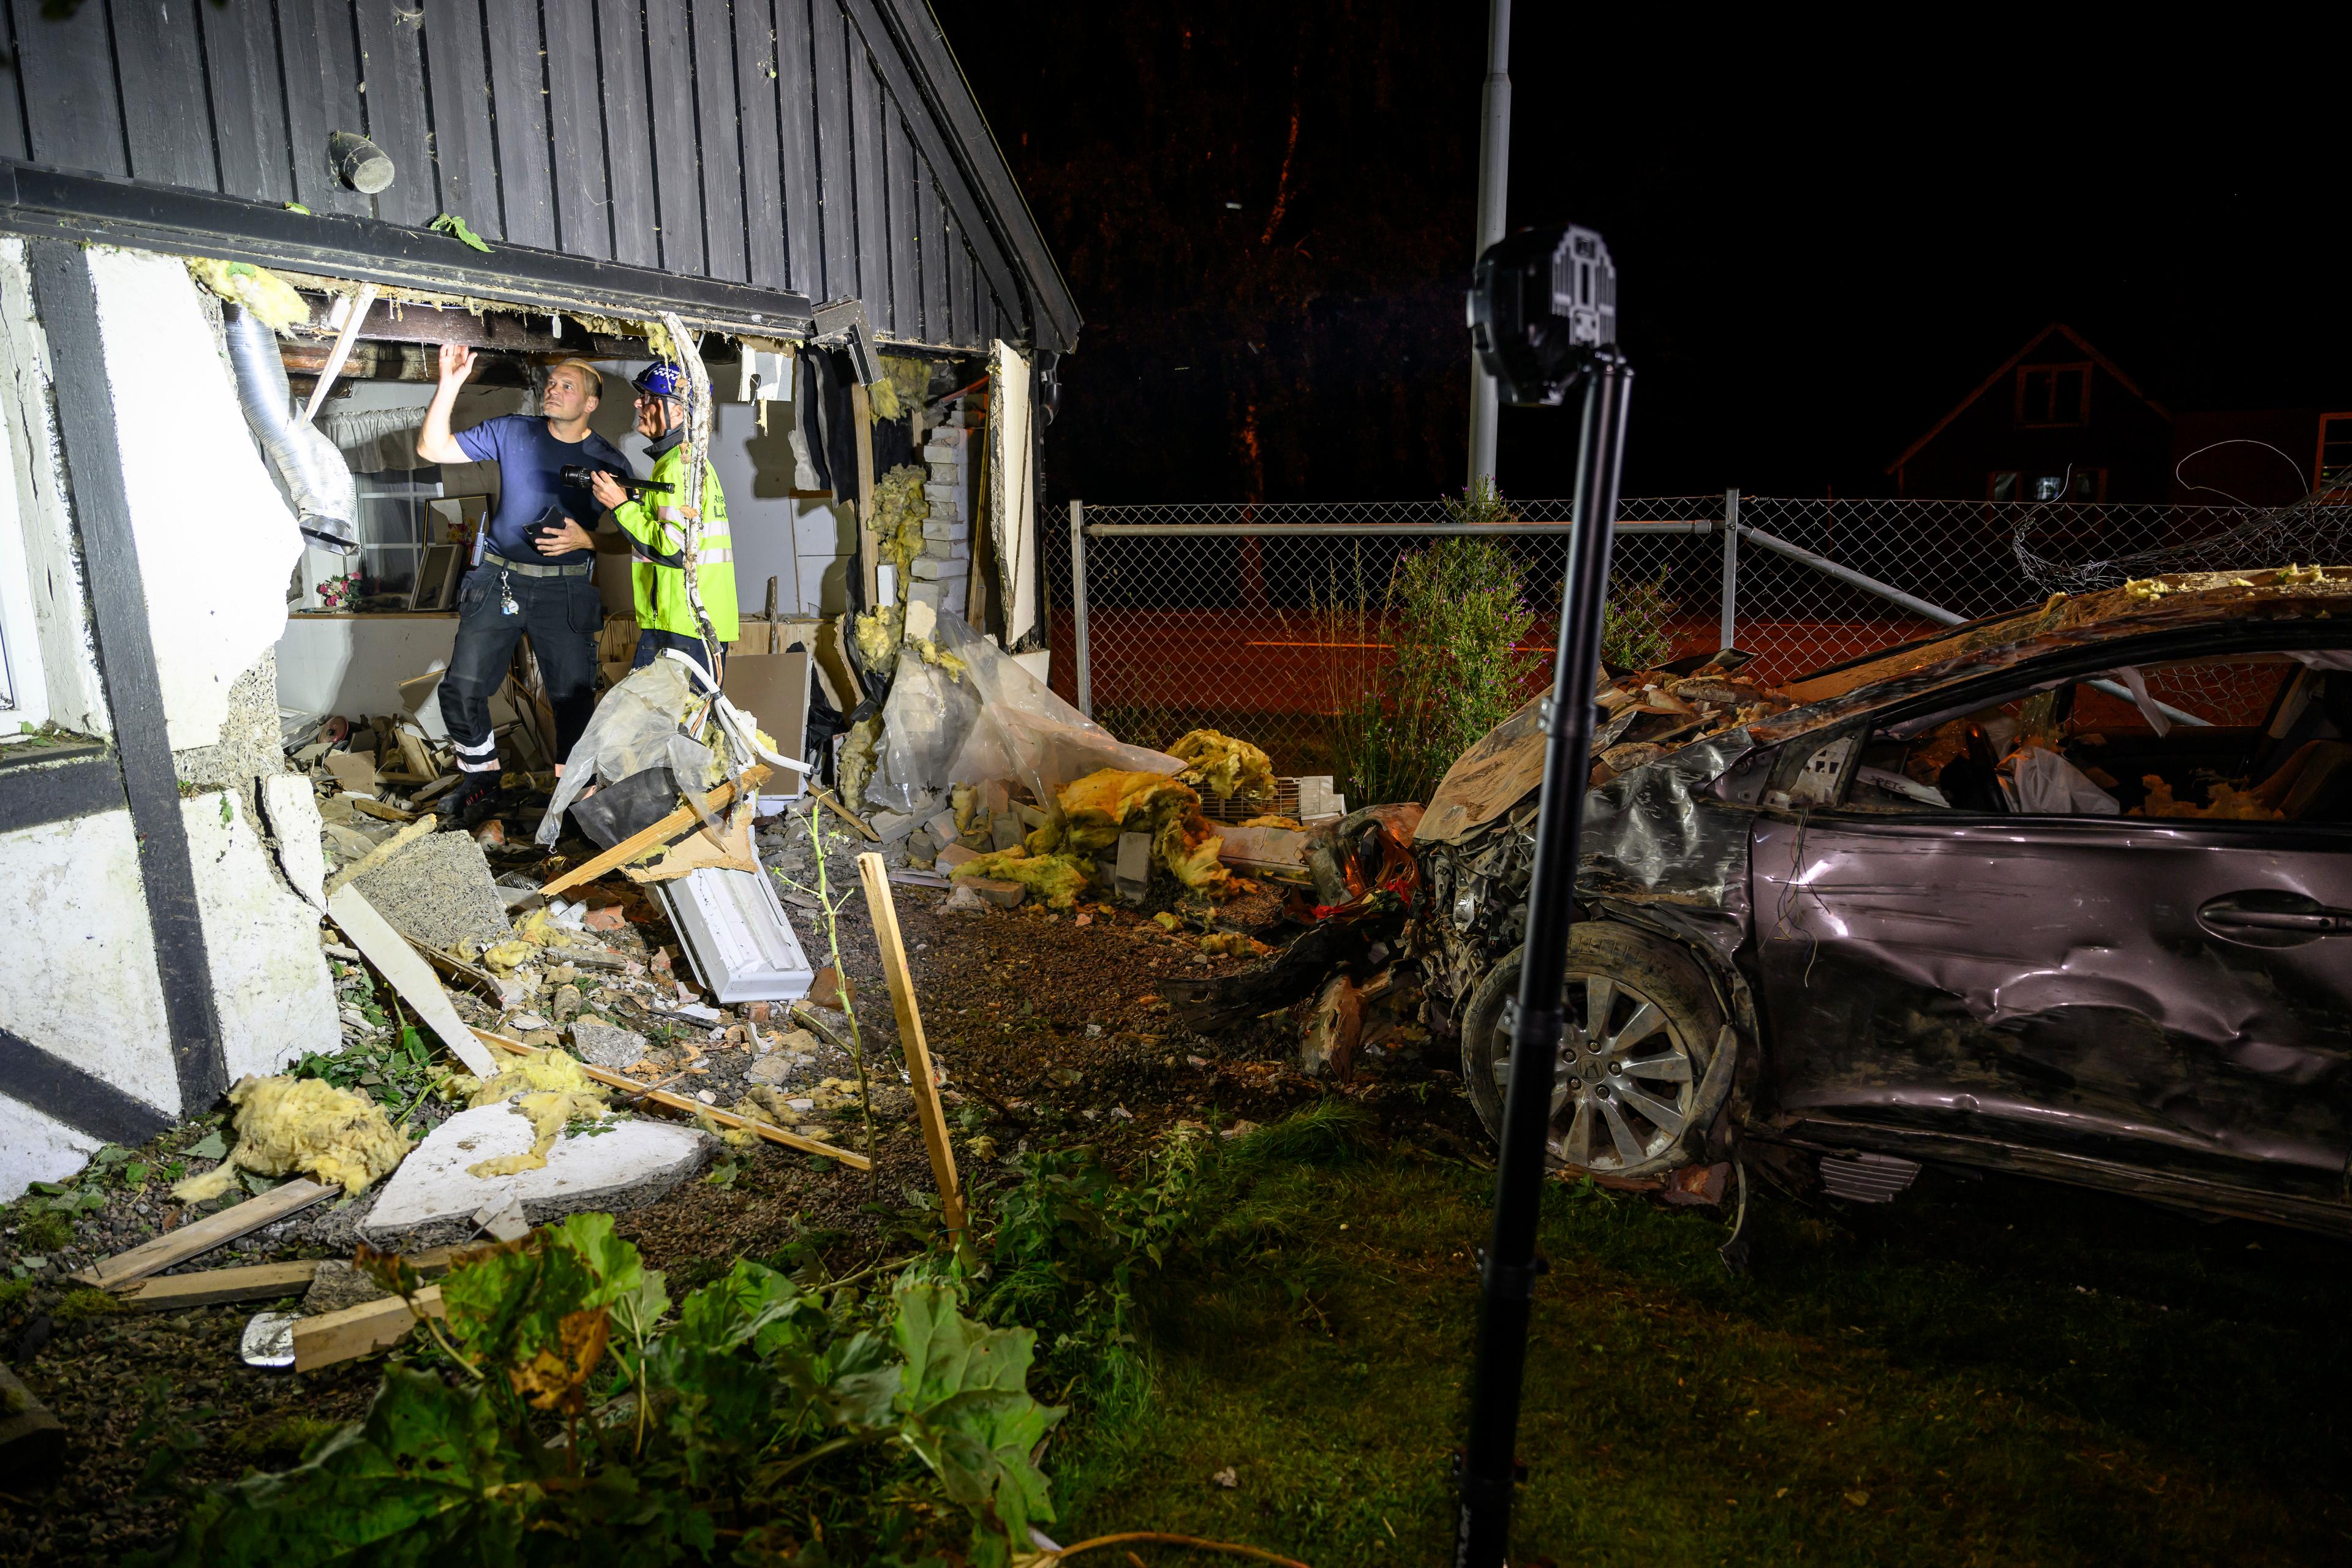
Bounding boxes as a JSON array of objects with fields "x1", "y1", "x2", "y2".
[{"x1": 589, "y1": 362, "x2": 739, "y2": 676}]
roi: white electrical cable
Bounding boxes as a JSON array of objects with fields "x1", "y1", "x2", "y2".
[{"x1": 659, "y1": 648, "x2": 813, "y2": 774}]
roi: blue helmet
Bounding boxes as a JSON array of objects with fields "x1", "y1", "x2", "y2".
[{"x1": 632, "y1": 362, "x2": 688, "y2": 401}]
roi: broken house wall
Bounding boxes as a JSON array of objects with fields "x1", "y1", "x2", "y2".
[{"x1": 0, "y1": 245, "x2": 338, "y2": 1200}]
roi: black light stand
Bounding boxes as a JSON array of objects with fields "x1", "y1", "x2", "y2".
[{"x1": 1455, "y1": 225, "x2": 1632, "y2": 1568}]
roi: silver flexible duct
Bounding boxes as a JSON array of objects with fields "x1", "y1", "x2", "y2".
[{"x1": 222, "y1": 304, "x2": 360, "y2": 555}]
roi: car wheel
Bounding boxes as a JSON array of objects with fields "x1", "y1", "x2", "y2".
[{"x1": 1460, "y1": 924, "x2": 1727, "y2": 1174}]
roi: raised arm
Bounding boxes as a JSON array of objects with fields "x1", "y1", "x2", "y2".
[{"x1": 415, "y1": 344, "x2": 476, "y2": 464}]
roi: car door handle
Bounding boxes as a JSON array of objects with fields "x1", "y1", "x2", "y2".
[{"x1": 2198, "y1": 892, "x2": 2352, "y2": 946}]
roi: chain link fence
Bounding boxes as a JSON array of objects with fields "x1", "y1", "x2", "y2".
[{"x1": 1038, "y1": 492, "x2": 2350, "y2": 775}]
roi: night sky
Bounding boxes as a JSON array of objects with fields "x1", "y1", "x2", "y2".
[{"x1": 945, "y1": 10, "x2": 2342, "y2": 505}]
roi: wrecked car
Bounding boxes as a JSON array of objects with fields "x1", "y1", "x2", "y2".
[{"x1": 1411, "y1": 566, "x2": 2352, "y2": 1232}]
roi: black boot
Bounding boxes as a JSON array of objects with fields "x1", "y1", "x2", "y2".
[{"x1": 439, "y1": 771, "x2": 505, "y2": 828}]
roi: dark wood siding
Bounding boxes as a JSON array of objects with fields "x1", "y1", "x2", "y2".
[{"x1": 0, "y1": 0, "x2": 1061, "y2": 352}]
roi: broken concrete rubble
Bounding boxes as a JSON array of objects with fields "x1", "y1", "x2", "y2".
[
  {"x1": 349, "y1": 828, "x2": 510, "y2": 953},
  {"x1": 569, "y1": 1017, "x2": 649, "y2": 1070},
  {"x1": 359, "y1": 1103, "x2": 714, "y2": 1244}
]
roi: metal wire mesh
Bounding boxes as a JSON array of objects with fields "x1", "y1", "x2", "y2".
[{"x1": 1041, "y1": 493, "x2": 2352, "y2": 775}]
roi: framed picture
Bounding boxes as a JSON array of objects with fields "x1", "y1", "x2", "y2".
[{"x1": 410, "y1": 543, "x2": 461, "y2": 611}]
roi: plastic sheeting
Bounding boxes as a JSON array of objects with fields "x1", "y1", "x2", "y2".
[
  {"x1": 535, "y1": 661, "x2": 719, "y2": 845},
  {"x1": 866, "y1": 604, "x2": 1179, "y2": 813}
]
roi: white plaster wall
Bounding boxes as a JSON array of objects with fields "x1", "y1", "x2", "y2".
[
  {"x1": 0, "y1": 1091, "x2": 100, "y2": 1205},
  {"x1": 0, "y1": 810, "x2": 178, "y2": 1115},
  {"x1": 183, "y1": 791, "x2": 337, "y2": 1082},
  {"x1": 85, "y1": 248, "x2": 301, "y2": 753},
  {"x1": 0, "y1": 239, "x2": 108, "y2": 735}
]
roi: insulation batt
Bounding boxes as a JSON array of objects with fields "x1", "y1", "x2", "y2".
[
  {"x1": 464, "y1": 1048, "x2": 612, "y2": 1178},
  {"x1": 170, "y1": 1076, "x2": 413, "y2": 1200},
  {"x1": 1169, "y1": 729, "x2": 1277, "y2": 802}
]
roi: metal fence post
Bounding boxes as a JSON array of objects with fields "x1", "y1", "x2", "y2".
[
  {"x1": 1069, "y1": 499, "x2": 1091, "y2": 717},
  {"x1": 1718, "y1": 488, "x2": 1740, "y2": 650}
]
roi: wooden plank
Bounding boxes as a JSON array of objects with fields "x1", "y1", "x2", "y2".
[
  {"x1": 352, "y1": 0, "x2": 435, "y2": 228},
  {"x1": 851, "y1": 380, "x2": 878, "y2": 604},
  {"x1": 12, "y1": 0, "x2": 129, "y2": 176},
  {"x1": 772, "y1": 0, "x2": 821, "y2": 295},
  {"x1": 808, "y1": 0, "x2": 857, "y2": 303},
  {"x1": 278, "y1": 0, "x2": 371, "y2": 217},
  {"x1": 594, "y1": 0, "x2": 660, "y2": 269},
  {"x1": 116, "y1": 1259, "x2": 319, "y2": 1310},
  {"x1": 848, "y1": 41, "x2": 888, "y2": 308},
  {"x1": 734, "y1": 0, "x2": 790, "y2": 292},
  {"x1": 856, "y1": 853, "x2": 963, "y2": 1229},
  {"x1": 473, "y1": 1030, "x2": 871, "y2": 1169},
  {"x1": 690, "y1": 0, "x2": 748, "y2": 283},
  {"x1": 328, "y1": 884, "x2": 500, "y2": 1077},
  {"x1": 292, "y1": 1285, "x2": 445, "y2": 1372},
  {"x1": 545, "y1": 0, "x2": 613, "y2": 257},
  {"x1": 916, "y1": 168, "x2": 949, "y2": 343},
  {"x1": 118, "y1": 1240, "x2": 486, "y2": 1311},
  {"x1": 73, "y1": 1180, "x2": 334, "y2": 1291},
  {"x1": 642, "y1": 0, "x2": 703, "y2": 277},
  {"x1": 200, "y1": 0, "x2": 297, "y2": 205},
  {"x1": 423, "y1": 0, "x2": 500, "y2": 238},
  {"x1": 883, "y1": 110, "x2": 919, "y2": 338},
  {"x1": 484, "y1": 0, "x2": 556, "y2": 249},
  {"x1": 535, "y1": 764, "x2": 769, "y2": 899},
  {"x1": 114, "y1": 0, "x2": 217, "y2": 189}
]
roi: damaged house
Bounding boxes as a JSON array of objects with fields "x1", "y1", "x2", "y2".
[{"x1": 0, "y1": 0, "x2": 1079, "y2": 1199}]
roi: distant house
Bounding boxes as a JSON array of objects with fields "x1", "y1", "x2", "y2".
[{"x1": 1887, "y1": 324, "x2": 2173, "y2": 503}]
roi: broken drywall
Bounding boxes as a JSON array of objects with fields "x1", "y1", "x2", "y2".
[
  {"x1": 0, "y1": 810, "x2": 178, "y2": 1117},
  {"x1": 183, "y1": 791, "x2": 338, "y2": 1083},
  {"x1": 0, "y1": 239, "x2": 107, "y2": 736},
  {"x1": 85, "y1": 247, "x2": 301, "y2": 754}
]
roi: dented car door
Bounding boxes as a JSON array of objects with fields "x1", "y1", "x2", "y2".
[{"x1": 1749, "y1": 772, "x2": 2352, "y2": 1205}]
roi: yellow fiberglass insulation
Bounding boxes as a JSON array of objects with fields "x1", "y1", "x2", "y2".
[
  {"x1": 840, "y1": 713, "x2": 883, "y2": 812},
  {"x1": 1055, "y1": 768, "x2": 1234, "y2": 895},
  {"x1": 1168, "y1": 729, "x2": 1276, "y2": 802},
  {"x1": 465, "y1": 1049, "x2": 613, "y2": 1178},
  {"x1": 867, "y1": 355, "x2": 932, "y2": 424},
  {"x1": 872, "y1": 465, "x2": 931, "y2": 577},
  {"x1": 853, "y1": 604, "x2": 905, "y2": 677},
  {"x1": 185, "y1": 258, "x2": 311, "y2": 333},
  {"x1": 948, "y1": 847, "x2": 1095, "y2": 910},
  {"x1": 169, "y1": 1076, "x2": 412, "y2": 1202}
]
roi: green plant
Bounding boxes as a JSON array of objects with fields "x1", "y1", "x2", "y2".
[
  {"x1": 1321, "y1": 488, "x2": 1540, "y2": 806},
  {"x1": 0, "y1": 1277, "x2": 32, "y2": 1311},
  {"x1": 15, "y1": 1205, "x2": 71, "y2": 1253},
  {"x1": 54, "y1": 1286, "x2": 125, "y2": 1323},
  {"x1": 1601, "y1": 565, "x2": 1677, "y2": 673},
  {"x1": 159, "y1": 1213, "x2": 1061, "y2": 1567}
]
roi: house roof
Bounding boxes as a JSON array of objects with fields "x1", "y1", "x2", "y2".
[{"x1": 1885, "y1": 323, "x2": 2169, "y2": 475}]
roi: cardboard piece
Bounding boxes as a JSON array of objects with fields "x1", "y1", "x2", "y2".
[
  {"x1": 720, "y1": 649, "x2": 812, "y2": 797},
  {"x1": 323, "y1": 750, "x2": 378, "y2": 797}
]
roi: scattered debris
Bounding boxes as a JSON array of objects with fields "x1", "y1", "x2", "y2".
[{"x1": 569, "y1": 1017, "x2": 649, "y2": 1069}]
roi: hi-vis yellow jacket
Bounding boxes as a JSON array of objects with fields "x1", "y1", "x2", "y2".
[{"x1": 613, "y1": 441, "x2": 739, "y2": 644}]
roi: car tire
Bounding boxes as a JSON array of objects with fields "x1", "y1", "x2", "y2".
[{"x1": 1459, "y1": 923, "x2": 1728, "y2": 1175}]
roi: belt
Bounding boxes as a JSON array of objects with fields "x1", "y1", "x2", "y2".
[{"x1": 484, "y1": 552, "x2": 595, "y2": 578}]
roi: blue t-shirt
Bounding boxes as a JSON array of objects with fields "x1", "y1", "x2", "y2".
[{"x1": 453, "y1": 415, "x2": 635, "y2": 565}]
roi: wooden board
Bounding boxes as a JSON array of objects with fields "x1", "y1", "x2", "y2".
[
  {"x1": 73, "y1": 1178, "x2": 333, "y2": 1290},
  {"x1": 328, "y1": 885, "x2": 500, "y2": 1077},
  {"x1": 851, "y1": 380, "x2": 879, "y2": 606},
  {"x1": 472, "y1": 1030, "x2": 870, "y2": 1171},
  {"x1": 856, "y1": 853, "x2": 965, "y2": 1231},
  {"x1": 535, "y1": 765, "x2": 770, "y2": 900},
  {"x1": 116, "y1": 1258, "x2": 318, "y2": 1310},
  {"x1": 292, "y1": 1286, "x2": 445, "y2": 1373}
]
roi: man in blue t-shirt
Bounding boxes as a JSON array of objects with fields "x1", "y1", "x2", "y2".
[{"x1": 416, "y1": 350, "x2": 634, "y2": 821}]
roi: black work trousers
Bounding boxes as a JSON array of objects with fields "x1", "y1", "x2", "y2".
[{"x1": 438, "y1": 559, "x2": 603, "y2": 772}]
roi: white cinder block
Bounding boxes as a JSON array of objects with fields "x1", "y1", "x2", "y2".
[{"x1": 921, "y1": 518, "x2": 967, "y2": 540}]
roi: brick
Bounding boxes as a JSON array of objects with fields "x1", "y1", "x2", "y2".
[
  {"x1": 937, "y1": 842, "x2": 981, "y2": 870},
  {"x1": 583, "y1": 905, "x2": 627, "y2": 932},
  {"x1": 966, "y1": 876, "x2": 1027, "y2": 909}
]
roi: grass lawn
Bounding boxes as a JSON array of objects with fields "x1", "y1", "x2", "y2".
[{"x1": 1050, "y1": 1147, "x2": 2352, "y2": 1566}]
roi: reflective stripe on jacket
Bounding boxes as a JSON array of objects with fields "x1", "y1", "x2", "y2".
[{"x1": 613, "y1": 442, "x2": 739, "y2": 643}]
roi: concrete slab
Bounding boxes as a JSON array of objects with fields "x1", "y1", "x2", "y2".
[
  {"x1": 360, "y1": 1102, "x2": 714, "y2": 1243},
  {"x1": 351, "y1": 831, "x2": 509, "y2": 953}
]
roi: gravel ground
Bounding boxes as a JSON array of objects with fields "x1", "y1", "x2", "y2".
[{"x1": 0, "y1": 801, "x2": 1476, "y2": 1565}]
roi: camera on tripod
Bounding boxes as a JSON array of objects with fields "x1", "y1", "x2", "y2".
[{"x1": 1467, "y1": 224, "x2": 1617, "y2": 407}]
